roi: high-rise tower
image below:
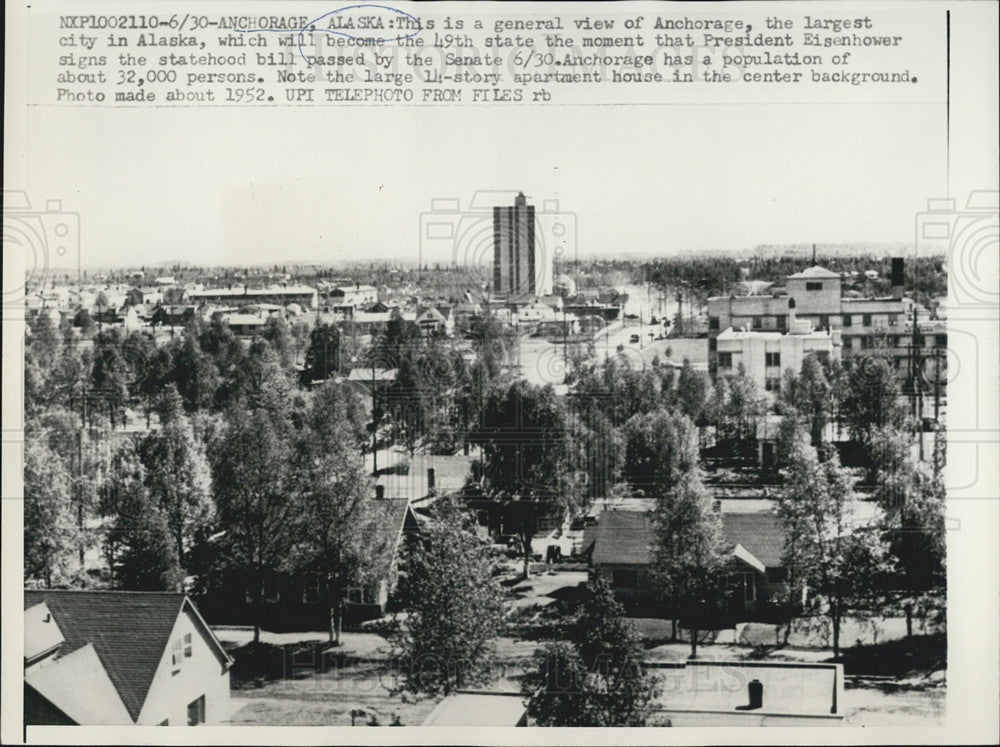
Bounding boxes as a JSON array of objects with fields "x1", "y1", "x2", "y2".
[{"x1": 493, "y1": 192, "x2": 536, "y2": 298}]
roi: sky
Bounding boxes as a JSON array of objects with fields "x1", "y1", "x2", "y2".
[{"x1": 18, "y1": 100, "x2": 947, "y2": 270}]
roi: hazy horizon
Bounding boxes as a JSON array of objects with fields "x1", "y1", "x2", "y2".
[{"x1": 16, "y1": 101, "x2": 948, "y2": 272}]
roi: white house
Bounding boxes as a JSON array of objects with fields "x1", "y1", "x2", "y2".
[{"x1": 24, "y1": 590, "x2": 233, "y2": 726}]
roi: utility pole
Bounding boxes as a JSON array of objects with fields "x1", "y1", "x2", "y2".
[{"x1": 371, "y1": 353, "x2": 378, "y2": 476}]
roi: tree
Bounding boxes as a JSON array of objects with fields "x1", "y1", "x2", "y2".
[
  {"x1": 172, "y1": 335, "x2": 220, "y2": 413},
  {"x1": 675, "y1": 359, "x2": 712, "y2": 445},
  {"x1": 722, "y1": 365, "x2": 768, "y2": 463},
  {"x1": 523, "y1": 576, "x2": 661, "y2": 726},
  {"x1": 623, "y1": 409, "x2": 699, "y2": 497},
  {"x1": 840, "y1": 354, "x2": 907, "y2": 443},
  {"x1": 650, "y1": 471, "x2": 728, "y2": 656},
  {"x1": 24, "y1": 437, "x2": 77, "y2": 588},
  {"x1": 394, "y1": 497, "x2": 504, "y2": 696},
  {"x1": 782, "y1": 353, "x2": 833, "y2": 447},
  {"x1": 776, "y1": 428, "x2": 889, "y2": 658},
  {"x1": 91, "y1": 329, "x2": 132, "y2": 428},
  {"x1": 103, "y1": 443, "x2": 183, "y2": 592},
  {"x1": 308, "y1": 380, "x2": 369, "y2": 451},
  {"x1": 304, "y1": 322, "x2": 341, "y2": 382},
  {"x1": 260, "y1": 316, "x2": 296, "y2": 370},
  {"x1": 139, "y1": 410, "x2": 213, "y2": 567},
  {"x1": 474, "y1": 381, "x2": 583, "y2": 578},
  {"x1": 114, "y1": 498, "x2": 184, "y2": 592},
  {"x1": 211, "y1": 405, "x2": 294, "y2": 643},
  {"x1": 869, "y1": 425, "x2": 946, "y2": 590},
  {"x1": 238, "y1": 338, "x2": 295, "y2": 414},
  {"x1": 289, "y1": 415, "x2": 383, "y2": 645}
]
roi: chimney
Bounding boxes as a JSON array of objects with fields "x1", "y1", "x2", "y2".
[
  {"x1": 427, "y1": 467, "x2": 436, "y2": 492},
  {"x1": 375, "y1": 484, "x2": 385, "y2": 499}
]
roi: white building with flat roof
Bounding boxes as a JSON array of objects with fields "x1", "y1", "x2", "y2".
[{"x1": 715, "y1": 324, "x2": 842, "y2": 395}]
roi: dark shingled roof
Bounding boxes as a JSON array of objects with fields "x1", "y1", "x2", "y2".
[
  {"x1": 588, "y1": 510, "x2": 786, "y2": 569},
  {"x1": 23, "y1": 590, "x2": 186, "y2": 721},
  {"x1": 720, "y1": 513, "x2": 786, "y2": 568}
]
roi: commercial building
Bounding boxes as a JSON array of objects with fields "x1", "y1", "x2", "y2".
[
  {"x1": 706, "y1": 261, "x2": 940, "y2": 376},
  {"x1": 715, "y1": 323, "x2": 842, "y2": 395},
  {"x1": 187, "y1": 285, "x2": 318, "y2": 309}
]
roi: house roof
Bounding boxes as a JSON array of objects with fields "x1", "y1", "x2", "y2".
[
  {"x1": 787, "y1": 266, "x2": 841, "y2": 280},
  {"x1": 23, "y1": 590, "x2": 230, "y2": 722},
  {"x1": 347, "y1": 367, "x2": 398, "y2": 382},
  {"x1": 25, "y1": 602, "x2": 65, "y2": 662},
  {"x1": 375, "y1": 454, "x2": 474, "y2": 503},
  {"x1": 422, "y1": 690, "x2": 527, "y2": 726},
  {"x1": 720, "y1": 513, "x2": 785, "y2": 567},
  {"x1": 588, "y1": 510, "x2": 786, "y2": 569},
  {"x1": 369, "y1": 498, "x2": 418, "y2": 579},
  {"x1": 26, "y1": 643, "x2": 134, "y2": 724},
  {"x1": 589, "y1": 510, "x2": 654, "y2": 565}
]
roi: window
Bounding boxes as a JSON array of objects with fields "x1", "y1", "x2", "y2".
[
  {"x1": 187, "y1": 695, "x2": 206, "y2": 726},
  {"x1": 765, "y1": 352, "x2": 780, "y2": 367},
  {"x1": 935, "y1": 334, "x2": 947, "y2": 347},
  {"x1": 717, "y1": 352, "x2": 732, "y2": 369},
  {"x1": 888, "y1": 335, "x2": 900, "y2": 347},
  {"x1": 776, "y1": 315, "x2": 786, "y2": 329},
  {"x1": 818, "y1": 315, "x2": 829, "y2": 329},
  {"x1": 171, "y1": 638, "x2": 183, "y2": 675},
  {"x1": 708, "y1": 316, "x2": 719, "y2": 330},
  {"x1": 184, "y1": 633, "x2": 193, "y2": 659},
  {"x1": 815, "y1": 351, "x2": 830, "y2": 364},
  {"x1": 752, "y1": 316, "x2": 762, "y2": 329},
  {"x1": 806, "y1": 281, "x2": 823, "y2": 291},
  {"x1": 863, "y1": 314, "x2": 872, "y2": 326},
  {"x1": 739, "y1": 573, "x2": 757, "y2": 602},
  {"x1": 842, "y1": 315, "x2": 853, "y2": 327},
  {"x1": 346, "y1": 586, "x2": 371, "y2": 605},
  {"x1": 302, "y1": 575, "x2": 320, "y2": 605},
  {"x1": 264, "y1": 577, "x2": 280, "y2": 603},
  {"x1": 765, "y1": 377, "x2": 781, "y2": 392},
  {"x1": 611, "y1": 570, "x2": 638, "y2": 589},
  {"x1": 708, "y1": 337, "x2": 717, "y2": 351}
]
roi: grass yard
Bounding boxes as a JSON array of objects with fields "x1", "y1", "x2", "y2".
[{"x1": 228, "y1": 661, "x2": 439, "y2": 726}]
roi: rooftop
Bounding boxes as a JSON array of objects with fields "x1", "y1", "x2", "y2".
[
  {"x1": 587, "y1": 510, "x2": 786, "y2": 569},
  {"x1": 787, "y1": 266, "x2": 842, "y2": 280},
  {"x1": 23, "y1": 590, "x2": 228, "y2": 721},
  {"x1": 422, "y1": 690, "x2": 526, "y2": 726}
]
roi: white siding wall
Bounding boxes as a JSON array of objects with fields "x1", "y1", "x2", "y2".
[{"x1": 136, "y1": 608, "x2": 231, "y2": 726}]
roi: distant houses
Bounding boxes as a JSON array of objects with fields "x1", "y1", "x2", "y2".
[{"x1": 24, "y1": 590, "x2": 232, "y2": 726}]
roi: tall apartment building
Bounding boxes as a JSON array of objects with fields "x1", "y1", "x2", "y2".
[{"x1": 493, "y1": 193, "x2": 537, "y2": 299}]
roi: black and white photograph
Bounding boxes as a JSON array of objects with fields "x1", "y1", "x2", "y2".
[{"x1": 3, "y1": 0, "x2": 998, "y2": 743}]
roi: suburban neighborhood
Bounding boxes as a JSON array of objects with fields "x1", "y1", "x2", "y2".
[{"x1": 21, "y1": 194, "x2": 949, "y2": 728}]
